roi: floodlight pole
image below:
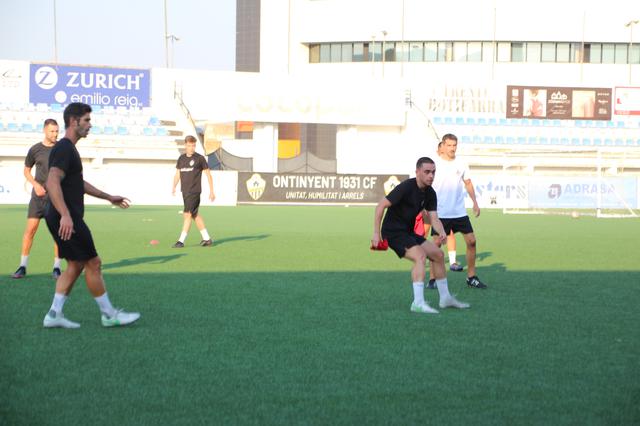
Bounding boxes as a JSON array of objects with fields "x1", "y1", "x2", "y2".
[
  {"x1": 626, "y1": 20, "x2": 639, "y2": 84},
  {"x1": 164, "y1": 0, "x2": 169, "y2": 68}
]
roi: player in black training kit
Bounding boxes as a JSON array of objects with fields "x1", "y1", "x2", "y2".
[
  {"x1": 12, "y1": 119, "x2": 62, "y2": 279},
  {"x1": 171, "y1": 135, "x2": 215, "y2": 248},
  {"x1": 42, "y1": 102, "x2": 140, "y2": 329},
  {"x1": 372, "y1": 157, "x2": 470, "y2": 314}
]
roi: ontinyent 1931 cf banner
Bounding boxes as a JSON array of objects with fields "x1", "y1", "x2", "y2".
[{"x1": 238, "y1": 173, "x2": 409, "y2": 205}]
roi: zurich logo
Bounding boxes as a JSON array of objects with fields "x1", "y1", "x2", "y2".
[{"x1": 34, "y1": 66, "x2": 58, "y2": 90}]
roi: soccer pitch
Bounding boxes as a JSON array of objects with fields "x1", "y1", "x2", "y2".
[{"x1": 1, "y1": 205, "x2": 638, "y2": 425}]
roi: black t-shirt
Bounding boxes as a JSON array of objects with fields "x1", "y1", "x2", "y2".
[
  {"x1": 176, "y1": 153, "x2": 209, "y2": 194},
  {"x1": 48, "y1": 138, "x2": 85, "y2": 218},
  {"x1": 25, "y1": 142, "x2": 53, "y2": 195},
  {"x1": 381, "y1": 178, "x2": 437, "y2": 235}
]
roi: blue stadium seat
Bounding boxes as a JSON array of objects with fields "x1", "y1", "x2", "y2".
[
  {"x1": 604, "y1": 138, "x2": 613, "y2": 146},
  {"x1": 499, "y1": 118, "x2": 508, "y2": 126},
  {"x1": 508, "y1": 118, "x2": 521, "y2": 126},
  {"x1": 483, "y1": 136, "x2": 494, "y2": 144},
  {"x1": 560, "y1": 137, "x2": 569, "y2": 145},
  {"x1": 593, "y1": 138, "x2": 603, "y2": 146},
  {"x1": 117, "y1": 126, "x2": 129, "y2": 136},
  {"x1": 21, "y1": 123, "x2": 34, "y2": 132},
  {"x1": 551, "y1": 137, "x2": 560, "y2": 145},
  {"x1": 156, "y1": 127, "x2": 168, "y2": 136},
  {"x1": 460, "y1": 135, "x2": 471, "y2": 143},
  {"x1": 541, "y1": 119, "x2": 552, "y2": 127},
  {"x1": 148, "y1": 116, "x2": 160, "y2": 126},
  {"x1": 606, "y1": 121, "x2": 615, "y2": 128},
  {"x1": 432, "y1": 116, "x2": 443, "y2": 125},
  {"x1": 520, "y1": 118, "x2": 530, "y2": 126},
  {"x1": 539, "y1": 137, "x2": 549, "y2": 145},
  {"x1": 495, "y1": 136, "x2": 505, "y2": 144},
  {"x1": 36, "y1": 123, "x2": 44, "y2": 132},
  {"x1": 506, "y1": 136, "x2": 516, "y2": 144},
  {"x1": 581, "y1": 138, "x2": 592, "y2": 146},
  {"x1": 626, "y1": 139, "x2": 636, "y2": 146},
  {"x1": 552, "y1": 119, "x2": 561, "y2": 127},
  {"x1": 616, "y1": 121, "x2": 625, "y2": 128},
  {"x1": 575, "y1": 120, "x2": 584, "y2": 128},
  {"x1": 466, "y1": 117, "x2": 476, "y2": 125},
  {"x1": 528, "y1": 136, "x2": 537, "y2": 144},
  {"x1": 478, "y1": 118, "x2": 487, "y2": 125},
  {"x1": 91, "y1": 105, "x2": 103, "y2": 114},
  {"x1": 50, "y1": 103, "x2": 63, "y2": 112},
  {"x1": 488, "y1": 118, "x2": 497, "y2": 126},
  {"x1": 455, "y1": 117, "x2": 465, "y2": 125},
  {"x1": 571, "y1": 138, "x2": 580, "y2": 146},
  {"x1": 531, "y1": 119, "x2": 542, "y2": 126},
  {"x1": 0, "y1": 122, "x2": 4, "y2": 131},
  {"x1": 91, "y1": 126, "x2": 103, "y2": 135},
  {"x1": 517, "y1": 136, "x2": 526, "y2": 144},
  {"x1": 614, "y1": 139, "x2": 624, "y2": 146},
  {"x1": 104, "y1": 126, "x2": 115, "y2": 135},
  {"x1": 595, "y1": 121, "x2": 605, "y2": 128},
  {"x1": 143, "y1": 127, "x2": 156, "y2": 136},
  {"x1": 444, "y1": 117, "x2": 453, "y2": 125},
  {"x1": 7, "y1": 123, "x2": 19, "y2": 132}
]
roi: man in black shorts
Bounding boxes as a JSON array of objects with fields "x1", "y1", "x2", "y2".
[
  {"x1": 372, "y1": 157, "x2": 470, "y2": 314},
  {"x1": 430, "y1": 134, "x2": 487, "y2": 289},
  {"x1": 171, "y1": 135, "x2": 215, "y2": 248},
  {"x1": 12, "y1": 119, "x2": 62, "y2": 279},
  {"x1": 43, "y1": 102, "x2": 140, "y2": 329}
]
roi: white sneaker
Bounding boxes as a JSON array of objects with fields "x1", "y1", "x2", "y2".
[
  {"x1": 101, "y1": 309, "x2": 141, "y2": 327},
  {"x1": 439, "y1": 295, "x2": 470, "y2": 309},
  {"x1": 43, "y1": 310, "x2": 81, "y2": 329},
  {"x1": 410, "y1": 301, "x2": 439, "y2": 314}
]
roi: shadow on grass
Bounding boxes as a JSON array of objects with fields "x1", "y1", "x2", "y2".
[
  {"x1": 213, "y1": 234, "x2": 270, "y2": 246},
  {"x1": 103, "y1": 254, "x2": 186, "y2": 270}
]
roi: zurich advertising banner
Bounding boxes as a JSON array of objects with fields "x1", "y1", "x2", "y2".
[
  {"x1": 29, "y1": 63, "x2": 150, "y2": 108},
  {"x1": 529, "y1": 177, "x2": 637, "y2": 209}
]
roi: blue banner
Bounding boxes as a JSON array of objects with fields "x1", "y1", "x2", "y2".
[
  {"x1": 529, "y1": 177, "x2": 637, "y2": 209},
  {"x1": 29, "y1": 63, "x2": 150, "y2": 108}
]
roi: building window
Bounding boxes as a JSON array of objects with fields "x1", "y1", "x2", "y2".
[
  {"x1": 409, "y1": 42, "x2": 424, "y2": 62},
  {"x1": 369, "y1": 41, "x2": 382, "y2": 61},
  {"x1": 570, "y1": 43, "x2": 582, "y2": 62},
  {"x1": 482, "y1": 41, "x2": 494, "y2": 63},
  {"x1": 631, "y1": 45, "x2": 640, "y2": 64},
  {"x1": 341, "y1": 43, "x2": 352, "y2": 62},
  {"x1": 330, "y1": 43, "x2": 341, "y2": 63},
  {"x1": 497, "y1": 42, "x2": 510, "y2": 62},
  {"x1": 438, "y1": 42, "x2": 453, "y2": 61},
  {"x1": 353, "y1": 43, "x2": 365, "y2": 62},
  {"x1": 319, "y1": 44, "x2": 331, "y2": 63},
  {"x1": 588, "y1": 43, "x2": 601, "y2": 63},
  {"x1": 384, "y1": 42, "x2": 395, "y2": 61},
  {"x1": 556, "y1": 43, "x2": 570, "y2": 63},
  {"x1": 396, "y1": 42, "x2": 408, "y2": 62},
  {"x1": 511, "y1": 42, "x2": 524, "y2": 62},
  {"x1": 425, "y1": 42, "x2": 438, "y2": 62},
  {"x1": 309, "y1": 44, "x2": 320, "y2": 63},
  {"x1": 453, "y1": 42, "x2": 467, "y2": 61},
  {"x1": 467, "y1": 42, "x2": 482, "y2": 62},
  {"x1": 526, "y1": 42, "x2": 541, "y2": 62},
  {"x1": 601, "y1": 44, "x2": 615, "y2": 63},
  {"x1": 541, "y1": 42, "x2": 555, "y2": 62},
  {"x1": 615, "y1": 44, "x2": 628, "y2": 64}
]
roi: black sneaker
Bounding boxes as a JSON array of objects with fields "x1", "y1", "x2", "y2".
[
  {"x1": 200, "y1": 239, "x2": 213, "y2": 247},
  {"x1": 172, "y1": 241, "x2": 185, "y2": 248},
  {"x1": 12, "y1": 266, "x2": 26, "y2": 279},
  {"x1": 52, "y1": 267, "x2": 61, "y2": 280},
  {"x1": 466, "y1": 276, "x2": 488, "y2": 289},
  {"x1": 426, "y1": 279, "x2": 436, "y2": 290}
]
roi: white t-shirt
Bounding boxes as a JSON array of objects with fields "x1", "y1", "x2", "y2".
[{"x1": 432, "y1": 156, "x2": 471, "y2": 218}]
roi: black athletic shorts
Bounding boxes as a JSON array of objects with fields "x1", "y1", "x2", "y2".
[
  {"x1": 431, "y1": 216, "x2": 474, "y2": 236},
  {"x1": 45, "y1": 213, "x2": 98, "y2": 261},
  {"x1": 383, "y1": 231, "x2": 426, "y2": 259},
  {"x1": 182, "y1": 193, "x2": 201, "y2": 217},
  {"x1": 27, "y1": 195, "x2": 49, "y2": 219}
]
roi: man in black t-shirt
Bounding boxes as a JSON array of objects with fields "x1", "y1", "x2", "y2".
[
  {"x1": 42, "y1": 102, "x2": 140, "y2": 329},
  {"x1": 171, "y1": 135, "x2": 215, "y2": 248},
  {"x1": 372, "y1": 157, "x2": 470, "y2": 314},
  {"x1": 12, "y1": 119, "x2": 62, "y2": 280}
]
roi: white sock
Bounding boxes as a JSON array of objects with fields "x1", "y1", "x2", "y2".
[
  {"x1": 448, "y1": 251, "x2": 456, "y2": 265},
  {"x1": 20, "y1": 255, "x2": 29, "y2": 267},
  {"x1": 49, "y1": 293, "x2": 67, "y2": 314},
  {"x1": 179, "y1": 231, "x2": 188, "y2": 243},
  {"x1": 53, "y1": 258, "x2": 62, "y2": 269},
  {"x1": 412, "y1": 282, "x2": 425, "y2": 305},
  {"x1": 200, "y1": 229, "x2": 211, "y2": 240},
  {"x1": 436, "y1": 278, "x2": 451, "y2": 299},
  {"x1": 94, "y1": 293, "x2": 116, "y2": 317}
]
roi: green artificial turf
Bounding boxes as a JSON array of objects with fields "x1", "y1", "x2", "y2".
[{"x1": 1, "y1": 205, "x2": 638, "y2": 425}]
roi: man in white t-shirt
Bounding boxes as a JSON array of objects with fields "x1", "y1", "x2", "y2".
[{"x1": 430, "y1": 134, "x2": 487, "y2": 289}]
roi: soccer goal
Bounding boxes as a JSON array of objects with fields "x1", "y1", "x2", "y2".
[{"x1": 500, "y1": 148, "x2": 639, "y2": 218}]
